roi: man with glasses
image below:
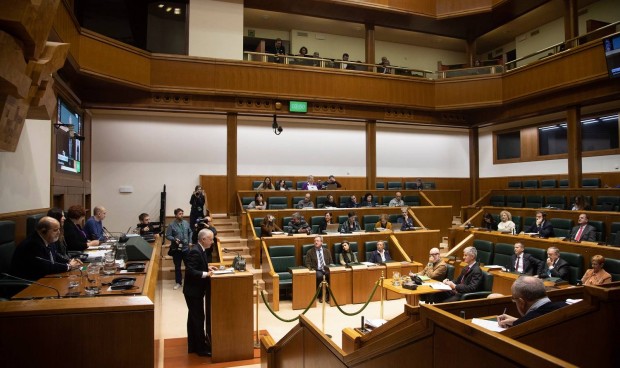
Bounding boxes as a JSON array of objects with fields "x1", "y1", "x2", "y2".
[
  {"x1": 413, "y1": 247, "x2": 447, "y2": 281},
  {"x1": 388, "y1": 192, "x2": 404, "y2": 207},
  {"x1": 497, "y1": 276, "x2": 567, "y2": 328},
  {"x1": 305, "y1": 235, "x2": 333, "y2": 303},
  {"x1": 568, "y1": 213, "x2": 596, "y2": 242},
  {"x1": 524, "y1": 211, "x2": 555, "y2": 238},
  {"x1": 538, "y1": 246, "x2": 569, "y2": 281}
]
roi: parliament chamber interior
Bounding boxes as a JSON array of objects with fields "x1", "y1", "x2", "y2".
[{"x1": 1, "y1": 0, "x2": 620, "y2": 367}]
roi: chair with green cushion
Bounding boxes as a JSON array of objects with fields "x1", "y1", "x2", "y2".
[
  {"x1": 282, "y1": 216, "x2": 293, "y2": 233},
  {"x1": 296, "y1": 181, "x2": 305, "y2": 190},
  {"x1": 508, "y1": 181, "x2": 521, "y2": 188},
  {"x1": 506, "y1": 195, "x2": 524, "y2": 208},
  {"x1": 0, "y1": 221, "x2": 16, "y2": 275},
  {"x1": 254, "y1": 227, "x2": 262, "y2": 237},
  {"x1": 253, "y1": 217, "x2": 264, "y2": 227},
  {"x1": 540, "y1": 179, "x2": 557, "y2": 188},
  {"x1": 388, "y1": 182, "x2": 402, "y2": 190},
  {"x1": 316, "y1": 196, "x2": 327, "y2": 208},
  {"x1": 445, "y1": 264, "x2": 455, "y2": 281},
  {"x1": 522, "y1": 180, "x2": 539, "y2": 189},
  {"x1": 490, "y1": 195, "x2": 505, "y2": 207},
  {"x1": 492, "y1": 214, "x2": 500, "y2": 224},
  {"x1": 559, "y1": 179, "x2": 569, "y2": 188},
  {"x1": 363, "y1": 223, "x2": 375, "y2": 231},
  {"x1": 311, "y1": 216, "x2": 324, "y2": 227},
  {"x1": 242, "y1": 197, "x2": 254, "y2": 209},
  {"x1": 523, "y1": 216, "x2": 535, "y2": 230},
  {"x1": 595, "y1": 196, "x2": 620, "y2": 211},
  {"x1": 389, "y1": 214, "x2": 402, "y2": 223},
  {"x1": 338, "y1": 215, "x2": 348, "y2": 224},
  {"x1": 550, "y1": 218, "x2": 573, "y2": 238},
  {"x1": 512, "y1": 215, "x2": 522, "y2": 233},
  {"x1": 582, "y1": 178, "x2": 600, "y2": 188},
  {"x1": 311, "y1": 225, "x2": 319, "y2": 234},
  {"x1": 459, "y1": 271, "x2": 494, "y2": 300},
  {"x1": 362, "y1": 215, "x2": 380, "y2": 229},
  {"x1": 588, "y1": 220, "x2": 605, "y2": 242},
  {"x1": 339, "y1": 196, "x2": 350, "y2": 208},
  {"x1": 252, "y1": 181, "x2": 262, "y2": 190},
  {"x1": 268, "y1": 245, "x2": 296, "y2": 297},
  {"x1": 403, "y1": 195, "x2": 420, "y2": 206},
  {"x1": 560, "y1": 252, "x2": 584, "y2": 285},
  {"x1": 405, "y1": 182, "x2": 418, "y2": 190},
  {"x1": 268, "y1": 196, "x2": 288, "y2": 209},
  {"x1": 364, "y1": 240, "x2": 388, "y2": 261},
  {"x1": 26, "y1": 213, "x2": 46, "y2": 236},
  {"x1": 546, "y1": 195, "x2": 566, "y2": 210},
  {"x1": 302, "y1": 243, "x2": 330, "y2": 266},
  {"x1": 493, "y1": 243, "x2": 514, "y2": 268},
  {"x1": 603, "y1": 258, "x2": 620, "y2": 282},
  {"x1": 376, "y1": 182, "x2": 385, "y2": 190},
  {"x1": 525, "y1": 195, "x2": 544, "y2": 208},
  {"x1": 525, "y1": 247, "x2": 546, "y2": 264},
  {"x1": 333, "y1": 242, "x2": 358, "y2": 264},
  {"x1": 608, "y1": 222, "x2": 620, "y2": 245},
  {"x1": 473, "y1": 239, "x2": 494, "y2": 265},
  {"x1": 285, "y1": 180, "x2": 293, "y2": 189},
  {"x1": 292, "y1": 196, "x2": 305, "y2": 208},
  {"x1": 383, "y1": 196, "x2": 395, "y2": 205}
]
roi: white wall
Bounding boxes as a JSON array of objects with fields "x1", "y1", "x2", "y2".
[
  {"x1": 189, "y1": 0, "x2": 243, "y2": 59},
  {"x1": 579, "y1": 0, "x2": 620, "y2": 35},
  {"x1": 91, "y1": 112, "x2": 227, "y2": 232},
  {"x1": 0, "y1": 119, "x2": 51, "y2": 213},
  {"x1": 376, "y1": 126, "x2": 470, "y2": 177},
  {"x1": 243, "y1": 27, "x2": 289, "y2": 42}
]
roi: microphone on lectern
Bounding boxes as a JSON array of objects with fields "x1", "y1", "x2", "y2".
[{"x1": 1, "y1": 273, "x2": 61, "y2": 298}]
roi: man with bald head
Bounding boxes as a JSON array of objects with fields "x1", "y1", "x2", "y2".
[
  {"x1": 414, "y1": 247, "x2": 447, "y2": 281},
  {"x1": 497, "y1": 276, "x2": 568, "y2": 328},
  {"x1": 84, "y1": 205, "x2": 107, "y2": 241},
  {"x1": 10, "y1": 217, "x2": 82, "y2": 282}
]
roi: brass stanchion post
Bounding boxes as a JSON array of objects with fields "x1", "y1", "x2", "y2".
[
  {"x1": 254, "y1": 280, "x2": 260, "y2": 348},
  {"x1": 321, "y1": 275, "x2": 326, "y2": 333},
  {"x1": 380, "y1": 271, "x2": 384, "y2": 320}
]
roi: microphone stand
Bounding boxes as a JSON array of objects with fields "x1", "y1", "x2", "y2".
[{"x1": 1, "y1": 273, "x2": 61, "y2": 298}]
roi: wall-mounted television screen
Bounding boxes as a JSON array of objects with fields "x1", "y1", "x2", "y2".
[
  {"x1": 603, "y1": 33, "x2": 620, "y2": 78},
  {"x1": 56, "y1": 98, "x2": 82, "y2": 174}
]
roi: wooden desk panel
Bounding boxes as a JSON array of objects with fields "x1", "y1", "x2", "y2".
[
  {"x1": 292, "y1": 269, "x2": 318, "y2": 310},
  {"x1": 352, "y1": 265, "x2": 385, "y2": 304},
  {"x1": 381, "y1": 278, "x2": 443, "y2": 306},
  {"x1": 13, "y1": 274, "x2": 147, "y2": 299},
  {"x1": 328, "y1": 266, "x2": 352, "y2": 307},
  {"x1": 394, "y1": 230, "x2": 442, "y2": 264},
  {"x1": 211, "y1": 271, "x2": 253, "y2": 363}
]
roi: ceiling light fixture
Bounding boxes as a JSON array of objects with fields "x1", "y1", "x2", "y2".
[
  {"x1": 158, "y1": 4, "x2": 164, "y2": 8},
  {"x1": 174, "y1": 8, "x2": 181, "y2": 15},
  {"x1": 166, "y1": 7, "x2": 172, "y2": 12}
]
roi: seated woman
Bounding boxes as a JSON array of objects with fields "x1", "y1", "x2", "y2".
[
  {"x1": 248, "y1": 193, "x2": 267, "y2": 210},
  {"x1": 345, "y1": 195, "x2": 359, "y2": 208},
  {"x1": 374, "y1": 214, "x2": 392, "y2": 231},
  {"x1": 571, "y1": 195, "x2": 591, "y2": 211},
  {"x1": 581, "y1": 255, "x2": 612, "y2": 286},
  {"x1": 339, "y1": 241, "x2": 358, "y2": 265},
  {"x1": 340, "y1": 211, "x2": 361, "y2": 233},
  {"x1": 399, "y1": 210, "x2": 415, "y2": 231},
  {"x1": 64, "y1": 204, "x2": 100, "y2": 252},
  {"x1": 323, "y1": 194, "x2": 338, "y2": 208},
  {"x1": 497, "y1": 210, "x2": 516, "y2": 234},
  {"x1": 481, "y1": 212, "x2": 498, "y2": 231},
  {"x1": 260, "y1": 214, "x2": 282, "y2": 237},
  {"x1": 257, "y1": 177, "x2": 275, "y2": 191},
  {"x1": 317, "y1": 212, "x2": 333, "y2": 234},
  {"x1": 275, "y1": 179, "x2": 289, "y2": 191},
  {"x1": 359, "y1": 192, "x2": 377, "y2": 207}
]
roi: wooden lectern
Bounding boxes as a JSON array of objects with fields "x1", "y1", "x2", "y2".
[{"x1": 210, "y1": 271, "x2": 254, "y2": 363}]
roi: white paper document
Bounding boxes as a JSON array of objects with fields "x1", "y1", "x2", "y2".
[
  {"x1": 471, "y1": 318, "x2": 506, "y2": 332},
  {"x1": 212, "y1": 268, "x2": 235, "y2": 275},
  {"x1": 429, "y1": 282, "x2": 452, "y2": 290}
]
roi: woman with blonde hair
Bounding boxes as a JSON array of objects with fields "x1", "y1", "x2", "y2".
[
  {"x1": 581, "y1": 255, "x2": 612, "y2": 286},
  {"x1": 374, "y1": 214, "x2": 392, "y2": 231},
  {"x1": 497, "y1": 210, "x2": 516, "y2": 234}
]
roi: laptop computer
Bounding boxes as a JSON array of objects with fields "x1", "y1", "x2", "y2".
[
  {"x1": 326, "y1": 183, "x2": 338, "y2": 190},
  {"x1": 325, "y1": 223, "x2": 340, "y2": 233}
]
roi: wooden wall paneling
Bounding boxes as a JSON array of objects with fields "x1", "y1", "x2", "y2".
[
  {"x1": 227, "y1": 113, "x2": 237, "y2": 215},
  {"x1": 366, "y1": 120, "x2": 376, "y2": 190},
  {"x1": 51, "y1": 0, "x2": 81, "y2": 62},
  {"x1": 421, "y1": 189, "x2": 462, "y2": 216},
  {"x1": 200, "y1": 175, "x2": 229, "y2": 214},
  {"x1": 434, "y1": 76, "x2": 503, "y2": 109},
  {"x1": 566, "y1": 106, "x2": 582, "y2": 187},
  {"x1": 520, "y1": 126, "x2": 539, "y2": 160},
  {"x1": 394, "y1": 230, "x2": 442, "y2": 264}
]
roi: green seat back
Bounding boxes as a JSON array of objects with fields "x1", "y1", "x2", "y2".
[
  {"x1": 582, "y1": 178, "x2": 600, "y2": 188},
  {"x1": 512, "y1": 215, "x2": 522, "y2": 233},
  {"x1": 362, "y1": 215, "x2": 380, "y2": 228},
  {"x1": 550, "y1": 218, "x2": 573, "y2": 230},
  {"x1": 559, "y1": 179, "x2": 569, "y2": 188},
  {"x1": 268, "y1": 196, "x2": 288, "y2": 209},
  {"x1": 508, "y1": 181, "x2": 521, "y2": 188},
  {"x1": 252, "y1": 181, "x2": 262, "y2": 190},
  {"x1": 525, "y1": 195, "x2": 544, "y2": 208},
  {"x1": 493, "y1": 243, "x2": 514, "y2": 269},
  {"x1": 546, "y1": 195, "x2": 566, "y2": 210},
  {"x1": 473, "y1": 239, "x2": 494, "y2": 265},
  {"x1": 525, "y1": 247, "x2": 546, "y2": 263},
  {"x1": 561, "y1": 252, "x2": 584, "y2": 285},
  {"x1": 490, "y1": 195, "x2": 505, "y2": 207},
  {"x1": 522, "y1": 180, "x2": 539, "y2": 189},
  {"x1": 388, "y1": 181, "x2": 402, "y2": 190},
  {"x1": 588, "y1": 220, "x2": 604, "y2": 242},
  {"x1": 403, "y1": 195, "x2": 420, "y2": 206},
  {"x1": 540, "y1": 179, "x2": 556, "y2": 188},
  {"x1": 604, "y1": 258, "x2": 620, "y2": 282},
  {"x1": 268, "y1": 245, "x2": 297, "y2": 285},
  {"x1": 506, "y1": 195, "x2": 524, "y2": 208},
  {"x1": 316, "y1": 196, "x2": 327, "y2": 208},
  {"x1": 376, "y1": 182, "x2": 385, "y2": 189}
]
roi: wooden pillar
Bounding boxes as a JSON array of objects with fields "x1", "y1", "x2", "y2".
[
  {"x1": 365, "y1": 24, "x2": 375, "y2": 71},
  {"x1": 227, "y1": 113, "x2": 238, "y2": 214},
  {"x1": 469, "y1": 127, "x2": 479, "y2": 203},
  {"x1": 466, "y1": 39, "x2": 477, "y2": 67},
  {"x1": 366, "y1": 120, "x2": 377, "y2": 190},
  {"x1": 563, "y1": 0, "x2": 578, "y2": 41},
  {"x1": 567, "y1": 106, "x2": 582, "y2": 188}
]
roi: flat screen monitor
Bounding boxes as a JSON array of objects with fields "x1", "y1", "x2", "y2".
[
  {"x1": 56, "y1": 98, "x2": 82, "y2": 174},
  {"x1": 603, "y1": 34, "x2": 620, "y2": 79}
]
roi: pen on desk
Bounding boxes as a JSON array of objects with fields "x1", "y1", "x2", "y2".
[{"x1": 498, "y1": 307, "x2": 507, "y2": 323}]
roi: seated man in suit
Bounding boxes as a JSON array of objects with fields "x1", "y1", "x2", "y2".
[
  {"x1": 524, "y1": 211, "x2": 555, "y2": 238},
  {"x1": 413, "y1": 247, "x2": 447, "y2": 281},
  {"x1": 497, "y1": 276, "x2": 568, "y2": 328},
  {"x1": 538, "y1": 246, "x2": 569, "y2": 281},
  {"x1": 434, "y1": 246, "x2": 483, "y2": 303},
  {"x1": 305, "y1": 235, "x2": 333, "y2": 303},
  {"x1": 10, "y1": 216, "x2": 82, "y2": 282},
  {"x1": 568, "y1": 213, "x2": 597, "y2": 242},
  {"x1": 368, "y1": 240, "x2": 391, "y2": 263},
  {"x1": 510, "y1": 242, "x2": 540, "y2": 275}
]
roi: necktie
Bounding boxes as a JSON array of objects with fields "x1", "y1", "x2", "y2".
[
  {"x1": 460, "y1": 266, "x2": 470, "y2": 284},
  {"x1": 548, "y1": 261, "x2": 554, "y2": 277},
  {"x1": 317, "y1": 249, "x2": 324, "y2": 270},
  {"x1": 515, "y1": 256, "x2": 520, "y2": 272},
  {"x1": 575, "y1": 226, "x2": 584, "y2": 241}
]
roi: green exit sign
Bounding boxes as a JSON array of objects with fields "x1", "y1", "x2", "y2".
[{"x1": 289, "y1": 101, "x2": 308, "y2": 113}]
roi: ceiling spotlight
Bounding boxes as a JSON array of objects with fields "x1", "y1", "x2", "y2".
[
  {"x1": 272, "y1": 115, "x2": 283, "y2": 135},
  {"x1": 174, "y1": 8, "x2": 181, "y2": 15},
  {"x1": 166, "y1": 7, "x2": 172, "y2": 12},
  {"x1": 158, "y1": 4, "x2": 164, "y2": 8}
]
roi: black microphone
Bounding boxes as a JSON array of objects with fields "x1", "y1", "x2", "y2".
[{"x1": 1, "y1": 273, "x2": 61, "y2": 298}]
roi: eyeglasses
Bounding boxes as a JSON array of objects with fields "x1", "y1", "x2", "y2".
[{"x1": 429, "y1": 253, "x2": 440, "y2": 256}]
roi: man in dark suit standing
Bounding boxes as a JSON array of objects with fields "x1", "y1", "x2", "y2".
[
  {"x1": 10, "y1": 216, "x2": 82, "y2": 282},
  {"x1": 368, "y1": 240, "x2": 391, "y2": 263},
  {"x1": 305, "y1": 235, "x2": 333, "y2": 303},
  {"x1": 510, "y1": 242, "x2": 540, "y2": 275},
  {"x1": 498, "y1": 276, "x2": 567, "y2": 327},
  {"x1": 538, "y1": 246, "x2": 569, "y2": 281},
  {"x1": 568, "y1": 213, "x2": 597, "y2": 242},
  {"x1": 434, "y1": 246, "x2": 483, "y2": 303},
  {"x1": 525, "y1": 211, "x2": 555, "y2": 238},
  {"x1": 183, "y1": 229, "x2": 218, "y2": 357}
]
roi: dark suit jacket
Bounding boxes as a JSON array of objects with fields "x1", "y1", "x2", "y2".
[
  {"x1": 368, "y1": 250, "x2": 391, "y2": 264},
  {"x1": 453, "y1": 262, "x2": 483, "y2": 294},
  {"x1": 64, "y1": 220, "x2": 89, "y2": 252},
  {"x1": 183, "y1": 246, "x2": 211, "y2": 297},
  {"x1": 10, "y1": 232, "x2": 68, "y2": 281},
  {"x1": 539, "y1": 257, "x2": 570, "y2": 281},
  {"x1": 513, "y1": 301, "x2": 568, "y2": 326},
  {"x1": 525, "y1": 220, "x2": 555, "y2": 238},
  {"x1": 305, "y1": 247, "x2": 333, "y2": 271},
  {"x1": 568, "y1": 224, "x2": 597, "y2": 242},
  {"x1": 510, "y1": 253, "x2": 540, "y2": 275}
]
